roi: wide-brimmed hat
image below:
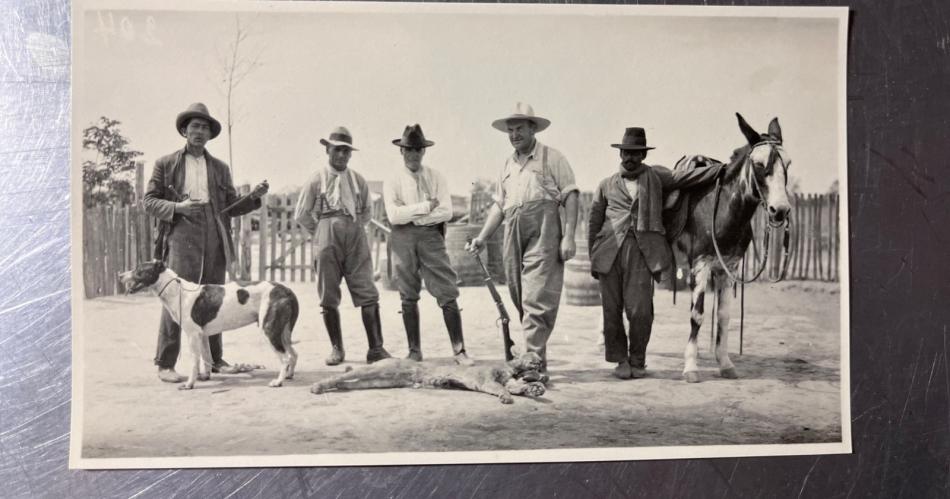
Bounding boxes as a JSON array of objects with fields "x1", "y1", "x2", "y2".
[
  {"x1": 611, "y1": 127, "x2": 655, "y2": 151},
  {"x1": 320, "y1": 126, "x2": 359, "y2": 151},
  {"x1": 392, "y1": 124, "x2": 434, "y2": 148},
  {"x1": 491, "y1": 102, "x2": 551, "y2": 133},
  {"x1": 176, "y1": 102, "x2": 222, "y2": 139}
]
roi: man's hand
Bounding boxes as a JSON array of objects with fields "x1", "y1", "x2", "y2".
[
  {"x1": 560, "y1": 237, "x2": 576, "y2": 262},
  {"x1": 466, "y1": 237, "x2": 484, "y2": 254},
  {"x1": 174, "y1": 199, "x2": 204, "y2": 220},
  {"x1": 428, "y1": 197, "x2": 440, "y2": 211},
  {"x1": 250, "y1": 180, "x2": 269, "y2": 200}
]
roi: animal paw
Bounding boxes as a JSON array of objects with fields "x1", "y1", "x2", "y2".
[
  {"x1": 523, "y1": 382, "x2": 546, "y2": 397},
  {"x1": 684, "y1": 371, "x2": 701, "y2": 383},
  {"x1": 269, "y1": 380, "x2": 283, "y2": 388},
  {"x1": 310, "y1": 384, "x2": 326, "y2": 394}
]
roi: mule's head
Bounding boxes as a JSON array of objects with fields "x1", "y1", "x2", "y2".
[
  {"x1": 737, "y1": 113, "x2": 792, "y2": 225},
  {"x1": 118, "y1": 260, "x2": 166, "y2": 294}
]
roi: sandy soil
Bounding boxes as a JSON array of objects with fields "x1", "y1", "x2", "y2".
[{"x1": 80, "y1": 280, "x2": 842, "y2": 458}]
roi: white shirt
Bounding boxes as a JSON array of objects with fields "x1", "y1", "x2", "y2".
[
  {"x1": 624, "y1": 178, "x2": 639, "y2": 203},
  {"x1": 384, "y1": 164, "x2": 453, "y2": 226},
  {"x1": 182, "y1": 153, "x2": 209, "y2": 201}
]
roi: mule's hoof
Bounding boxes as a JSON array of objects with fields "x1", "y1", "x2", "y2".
[
  {"x1": 500, "y1": 395, "x2": 514, "y2": 404},
  {"x1": 268, "y1": 380, "x2": 283, "y2": 388},
  {"x1": 197, "y1": 373, "x2": 211, "y2": 381},
  {"x1": 178, "y1": 383, "x2": 195, "y2": 391},
  {"x1": 720, "y1": 367, "x2": 739, "y2": 379},
  {"x1": 684, "y1": 371, "x2": 701, "y2": 383}
]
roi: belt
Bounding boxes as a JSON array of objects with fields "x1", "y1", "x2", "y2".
[{"x1": 317, "y1": 210, "x2": 351, "y2": 220}]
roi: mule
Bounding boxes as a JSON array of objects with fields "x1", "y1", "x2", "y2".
[{"x1": 671, "y1": 113, "x2": 792, "y2": 383}]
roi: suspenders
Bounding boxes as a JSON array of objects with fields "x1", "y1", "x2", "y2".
[{"x1": 317, "y1": 168, "x2": 363, "y2": 218}]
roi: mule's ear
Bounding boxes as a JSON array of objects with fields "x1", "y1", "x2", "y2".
[
  {"x1": 767, "y1": 117, "x2": 783, "y2": 143},
  {"x1": 736, "y1": 113, "x2": 761, "y2": 146}
]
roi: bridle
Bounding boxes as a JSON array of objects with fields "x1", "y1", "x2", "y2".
[{"x1": 711, "y1": 140, "x2": 792, "y2": 284}]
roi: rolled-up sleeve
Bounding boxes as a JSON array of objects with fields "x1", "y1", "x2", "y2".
[
  {"x1": 491, "y1": 162, "x2": 508, "y2": 208},
  {"x1": 294, "y1": 174, "x2": 320, "y2": 234},
  {"x1": 551, "y1": 153, "x2": 579, "y2": 203}
]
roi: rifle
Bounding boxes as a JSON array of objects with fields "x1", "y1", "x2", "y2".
[{"x1": 469, "y1": 242, "x2": 515, "y2": 361}]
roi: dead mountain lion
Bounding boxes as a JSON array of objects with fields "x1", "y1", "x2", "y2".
[{"x1": 310, "y1": 352, "x2": 547, "y2": 404}]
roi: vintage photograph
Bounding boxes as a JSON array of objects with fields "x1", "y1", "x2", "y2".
[{"x1": 70, "y1": 1, "x2": 850, "y2": 468}]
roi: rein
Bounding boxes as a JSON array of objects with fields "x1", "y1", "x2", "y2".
[{"x1": 710, "y1": 142, "x2": 792, "y2": 284}]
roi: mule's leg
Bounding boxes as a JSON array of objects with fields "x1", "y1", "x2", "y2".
[
  {"x1": 684, "y1": 263, "x2": 711, "y2": 383},
  {"x1": 714, "y1": 275, "x2": 738, "y2": 379}
]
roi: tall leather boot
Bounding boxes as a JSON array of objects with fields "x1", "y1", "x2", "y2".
[
  {"x1": 402, "y1": 302, "x2": 423, "y2": 361},
  {"x1": 442, "y1": 300, "x2": 474, "y2": 366},
  {"x1": 322, "y1": 306, "x2": 345, "y2": 366},
  {"x1": 362, "y1": 303, "x2": 392, "y2": 363}
]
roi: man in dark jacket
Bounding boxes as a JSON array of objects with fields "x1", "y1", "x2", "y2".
[
  {"x1": 143, "y1": 102, "x2": 267, "y2": 383},
  {"x1": 588, "y1": 127, "x2": 719, "y2": 379}
]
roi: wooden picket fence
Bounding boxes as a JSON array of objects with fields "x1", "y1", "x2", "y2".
[{"x1": 81, "y1": 188, "x2": 840, "y2": 299}]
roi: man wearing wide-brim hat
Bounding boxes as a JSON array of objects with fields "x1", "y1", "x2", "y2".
[
  {"x1": 143, "y1": 102, "x2": 268, "y2": 383},
  {"x1": 467, "y1": 103, "x2": 580, "y2": 373},
  {"x1": 383, "y1": 124, "x2": 474, "y2": 365},
  {"x1": 294, "y1": 126, "x2": 391, "y2": 365},
  {"x1": 587, "y1": 127, "x2": 721, "y2": 380}
]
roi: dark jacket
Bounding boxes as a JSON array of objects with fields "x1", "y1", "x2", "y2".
[
  {"x1": 588, "y1": 164, "x2": 720, "y2": 280},
  {"x1": 143, "y1": 147, "x2": 261, "y2": 263}
]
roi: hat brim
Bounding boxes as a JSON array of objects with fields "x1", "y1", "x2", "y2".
[
  {"x1": 611, "y1": 144, "x2": 655, "y2": 150},
  {"x1": 176, "y1": 111, "x2": 222, "y2": 139},
  {"x1": 491, "y1": 115, "x2": 551, "y2": 133},
  {"x1": 320, "y1": 139, "x2": 359, "y2": 151},
  {"x1": 392, "y1": 139, "x2": 434, "y2": 148}
]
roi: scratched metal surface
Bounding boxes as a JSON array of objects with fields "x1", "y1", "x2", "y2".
[{"x1": 1, "y1": 0, "x2": 948, "y2": 497}]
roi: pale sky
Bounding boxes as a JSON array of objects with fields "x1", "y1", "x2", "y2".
[{"x1": 74, "y1": 2, "x2": 844, "y2": 195}]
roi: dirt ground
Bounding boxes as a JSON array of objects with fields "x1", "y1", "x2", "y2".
[{"x1": 79, "y1": 280, "x2": 842, "y2": 459}]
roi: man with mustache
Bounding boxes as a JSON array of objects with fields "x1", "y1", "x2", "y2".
[
  {"x1": 468, "y1": 103, "x2": 579, "y2": 374},
  {"x1": 588, "y1": 127, "x2": 720, "y2": 379},
  {"x1": 143, "y1": 102, "x2": 268, "y2": 383},
  {"x1": 383, "y1": 124, "x2": 474, "y2": 365},
  {"x1": 294, "y1": 126, "x2": 392, "y2": 365}
]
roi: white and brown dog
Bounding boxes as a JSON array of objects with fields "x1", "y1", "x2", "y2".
[{"x1": 118, "y1": 260, "x2": 299, "y2": 390}]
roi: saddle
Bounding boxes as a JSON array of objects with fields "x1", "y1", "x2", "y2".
[{"x1": 662, "y1": 154, "x2": 724, "y2": 242}]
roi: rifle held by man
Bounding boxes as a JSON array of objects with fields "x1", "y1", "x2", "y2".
[{"x1": 469, "y1": 244, "x2": 515, "y2": 361}]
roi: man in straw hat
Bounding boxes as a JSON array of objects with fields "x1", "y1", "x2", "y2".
[
  {"x1": 143, "y1": 102, "x2": 268, "y2": 383},
  {"x1": 294, "y1": 126, "x2": 391, "y2": 365},
  {"x1": 588, "y1": 127, "x2": 720, "y2": 379},
  {"x1": 467, "y1": 103, "x2": 579, "y2": 373},
  {"x1": 383, "y1": 124, "x2": 474, "y2": 365}
]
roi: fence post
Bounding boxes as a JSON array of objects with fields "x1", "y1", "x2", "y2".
[{"x1": 259, "y1": 194, "x2": 268, "y2": 282}]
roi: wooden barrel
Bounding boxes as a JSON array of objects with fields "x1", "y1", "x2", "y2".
[
  {"x1": 564, "y1": 237, "x2": 601, "y2": 306},
  {"x1": 445, "y1": 223, "x2": 486, "y2": 286}
]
